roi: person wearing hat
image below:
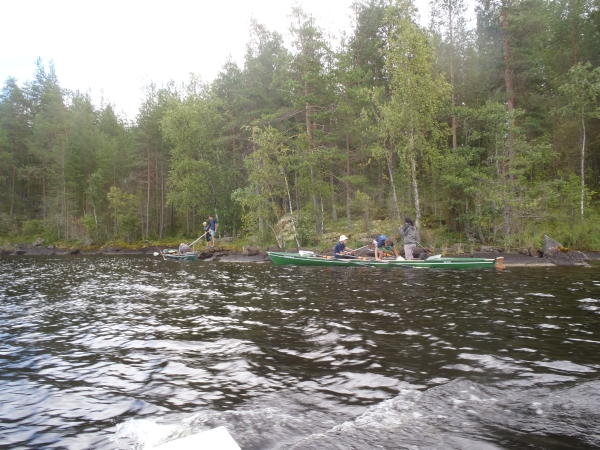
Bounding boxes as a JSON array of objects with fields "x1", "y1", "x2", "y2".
[{"x1": 334, "y1": 235, "x2": 355, "y2": 258}]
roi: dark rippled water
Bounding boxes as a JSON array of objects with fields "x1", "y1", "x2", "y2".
[{"x1": 1, "y1": 255, "x2": 600, "y2": 449}]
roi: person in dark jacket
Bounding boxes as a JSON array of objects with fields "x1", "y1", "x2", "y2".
[
  {"x1": 400, "y1": 218, "x2": 417, "y2": 260},
  {"x1": 208, "y1": 215, "x2": 218, "y2": 247},
  {"x1": 334, "y1": 235, "x2": 355, "y2": 258}
]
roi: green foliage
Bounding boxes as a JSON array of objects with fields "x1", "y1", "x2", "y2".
[
  {"x1": 81, "y1": 214, "x2": 97, "y2": 238},
  {"x1": 1, "y1": 3, "x2": 600, "y2": 251},
  {"x1": 0, "y1": 213, "x2": 19, "y2": 236},
  {"x1": 107, "y1": 186, "x2": 140, "y2": 242},
  {"x1": 295, "y1": 214, "x2": 315, "y2": 247},
  {"x1": 21, "y1": 219, "x2": 45, "y2": 236}
]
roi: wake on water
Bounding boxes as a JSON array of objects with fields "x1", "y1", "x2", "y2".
[{"x1": 114, "y1": 378, "x2": 600, "y2": 449}]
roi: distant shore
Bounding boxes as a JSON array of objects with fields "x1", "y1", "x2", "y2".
[{"x1": 2, "y1": 242, "x2": 599, "y2": 267}]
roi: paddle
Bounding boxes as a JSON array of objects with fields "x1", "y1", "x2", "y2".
[
  {"x1": 413, "y1": 241, "x2": 443, "y2": 260},
  {"x1": 352, "y1": 243, "x2": 372, "y2": 253},
  {"x1": 335, "y1": 253, "x2": 358, "y2": 259},
  {"x1": 188, "y1": 232, "x2": 207, "y2": 248},
  {"x1": 153, "y1": 232, "x2": 208, "y2": 257},
  {"x1": 415, "y1": 241, "x2": 432, "y2": 254}
]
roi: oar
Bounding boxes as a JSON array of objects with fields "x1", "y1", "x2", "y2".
[
  {"x1": 353, "y1": 243, "x2": 372, "y2": 253},
  {"x1": 335, "y1": 253, "x2": 359, "y2": 259},
  {"x1": 414, "y1": 241, "x2": 442, "y2": 260},
  {"x1": 416, "y1": 241, "x2": 432, "y2": 253},
  {"x1": 189, "y1": 232, "x2": 207, "y2": 248}
]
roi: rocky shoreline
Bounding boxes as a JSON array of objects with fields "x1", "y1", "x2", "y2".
[{"x1": 1, "y1": 241, "x2": 599, "y2": 266}]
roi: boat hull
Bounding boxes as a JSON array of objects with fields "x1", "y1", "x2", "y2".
[
  {"x1": 267, "y1": 252, "x2": 497, "y2": 269},
  {"x1": 162, "y1": 250, "x2": 198, "y2": 261}
]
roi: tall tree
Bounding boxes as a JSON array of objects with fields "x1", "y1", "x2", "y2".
[
  {"x1": 136, "y1": 82, "x2": 179, "y2": 238},
  {"x1": 162, "y1": 77, "x2": 228, "y2": 235},
  {"x1": 383, "y1": 0, "x2": 451, "y2": 228},
  {"x1": 28, "y1": 60, "x2": 70, "y2": 236},
  {"x1": 555, "y1": 62, "x2": 600, "y2": 220},
  {"x1": 0, "y1": 77, "x2": 31, "y2": 217},
  {"x1": 288, "y1": 6, "x2": 335, "y2": 234},
  {"x1": 430, "y1": 0, "x2": 471, "y2": 150}
]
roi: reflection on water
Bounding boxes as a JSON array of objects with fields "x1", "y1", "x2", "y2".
[{"x1": 1, "y1": 255, "x2": 599, "y2": 449}]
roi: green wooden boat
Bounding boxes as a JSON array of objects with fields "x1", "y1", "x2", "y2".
[
  {"x1": 267, "y1": 251, "x2": 502, "y2": 269},
  {"x1": 161, "y1": 249, "x2": 198, "y2": 261}
]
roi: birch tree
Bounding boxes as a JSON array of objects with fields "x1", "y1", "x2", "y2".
[
  {"x1": 384, "y1": 0, "x2": 450, "y2": 228},
  {"x1": 556, "y1": 62, "x2": 600, "y2": 220}
]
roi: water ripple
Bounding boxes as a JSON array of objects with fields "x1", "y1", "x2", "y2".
[{"x1": 1, "y1": 257, "x2": 600, "y2": 448}]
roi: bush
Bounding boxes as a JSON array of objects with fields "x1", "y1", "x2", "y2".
[
  {"x1": 21, "y1": 219, "x2": 45, "y2": 237},
  {"x1": 296, "y1": 214, "x2": 316, "y2": 247},
  {"x1": 0, "y1": 213, "x2": 19, "y2": 235}
]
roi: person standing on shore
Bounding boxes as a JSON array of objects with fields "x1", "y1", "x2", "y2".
[
  {"x1": 400, "y1": 218, "x2": 417, "y2": 260},
  {"x1": 208, "y1": 215, "x2": 218, "y2": 248},
  {"x1": 203, "y1": 221, "x2": 211, "y2": 247}
]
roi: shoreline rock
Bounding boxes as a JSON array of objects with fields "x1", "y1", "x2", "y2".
[{"x1": 1, "y1": 242, "x2": 598, "y2": 266}]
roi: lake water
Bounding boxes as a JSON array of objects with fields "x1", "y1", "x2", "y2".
[{"x1": 1, "y1": 255, "x2": 600, "y2": 449}]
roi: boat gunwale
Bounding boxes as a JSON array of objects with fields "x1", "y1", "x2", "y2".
[
  {"x1": 266, "y1": 251, "x2": 497, "y2": 268},
  {"x1": 161, "y1": 250, "x2": 199, "y2": 261}
]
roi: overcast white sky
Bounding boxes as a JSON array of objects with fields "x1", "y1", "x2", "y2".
[{"x1": 1, "y1": 0, "x2": 445, "y2": 120}]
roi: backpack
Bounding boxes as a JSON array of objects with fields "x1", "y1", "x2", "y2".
[{"x1": 375, "y1": 235, "x2": 387, "y2": 247}]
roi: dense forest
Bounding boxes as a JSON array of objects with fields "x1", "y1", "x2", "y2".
[{"x1": 1, "y1": 0, "x2": 599, "y2": 250}]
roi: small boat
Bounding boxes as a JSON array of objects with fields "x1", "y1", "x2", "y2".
[
  {"x1": 267, "y1": 251, "x2": 502, "y2": 269},
  {"x1": 156, "y1": 236, "x2": 208, "y2": 262},
  {"x1": 160, "y1": 249, "x2": 198, "y2": 261}
]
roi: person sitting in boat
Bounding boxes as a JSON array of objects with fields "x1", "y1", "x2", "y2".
[
  {"x1": 374, "y1": 235, "x2": 399, "y2": 260},
  {"x1": 334, "y1": 235, "x2": 355, "y2": 259},
  {"x1": 178, "y1": 243, "x2": 192, "y2": 254}
]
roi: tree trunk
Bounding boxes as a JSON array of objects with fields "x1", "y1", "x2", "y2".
[
  {"x1": 170, "y1": 204, "x2": 174, "y2": 234},
  {"x1": 295, "y1": 171, "x2": 301, "y2": 218},
  {"x1": 62, "y1": 136, "x2": 68, "y2": 241},
  {"x1": 330, "y1": 172, "x2": 337, "y2": 221},
  {"x1": 501, "y1": 2, "x2": 515, "y2": 169},
  {"x1": 388, "y1": 139, "x2": 400, "y2": 219},
  {"x1": 449, "y1": 0, "x2": 457, "y2": 151},
  {"x1": 42, "y1": 169, "x2": 46, "y2": 219},
  {"x1": 283, "y1": 170, "x2": 301, "y2": 247},
  {"x1": 160, "y1": 163, "x2": 165, "y2": 239},
  {"x1": 154, "y1": 154, "x2": 165, "y2": 238},
  {"x1": 232, "y1": 128, "x2": 238, "y2": 237},
  {"x1": 310, "y1": 167, "x2": 322, "y2": 234},
  {"x1": 580, "y1": 110, "x2": 585, "y2": 220},
  {"x1": 253, "y1": 142, "x2": 264, "y2": 234},
  {"x1": 10, "y1": 166, "x2": 16, "y2": 216},
  {"x1": 146, "y1": 140, "x2": 151, "y2": 239},
  {"x1": 346, "y1": 132, "x2": 352, "y2": 230},
  {"x1": 501, "y1": 0, "x2": 515, "y2": 237},
  {"x1": 410, "y1": 133, "x2": 421, "y2": 229},
  {"x1": 572, "y1": 6, "x2": 579, "y2": 64},
  {"x1": 388, "y1": 153, "x2": 400, "y2": 220},
  {"x1": 306, "y1": 94, "x2": 322, "y2": 234},
  {"x1": 257, "y1": 185, "x2": 264, "y2": 234}
]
